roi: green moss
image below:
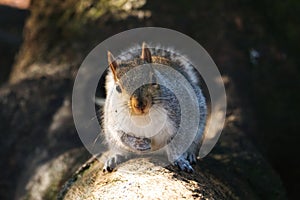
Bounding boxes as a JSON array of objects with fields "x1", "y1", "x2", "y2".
[{"x1": 43, "y1": 182, "x2": 60, "y2": 200}]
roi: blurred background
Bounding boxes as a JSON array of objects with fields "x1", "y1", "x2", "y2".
[{"x1": 0, "y1": 0, "x2": 299, "y2": 199}]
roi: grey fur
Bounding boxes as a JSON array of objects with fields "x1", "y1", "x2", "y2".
[{"x1": 103, "y1": 44, "x2": 207, "y2": 172}]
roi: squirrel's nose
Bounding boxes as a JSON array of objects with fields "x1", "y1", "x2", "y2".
[
  {"x1": 133, "y1": 100, "x2": 147, "y2": 110},
  {"x1": 130, "y1": 96, "x2": 151, "y2": 115}
]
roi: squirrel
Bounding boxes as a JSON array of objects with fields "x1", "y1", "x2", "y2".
[{"x1": 102, "y1": 42, "x2": 207, "y2": 173}]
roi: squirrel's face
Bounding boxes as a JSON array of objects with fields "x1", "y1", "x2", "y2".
[
  {"x1": 113, "y1": 73, "x2": 161, "y2": 115},
  {"x1": 107, "y1": 43, "x2": 161, "y2": 116},
  {"x1": 129, "y1": 83, "x2": 160, "y2": 115}
]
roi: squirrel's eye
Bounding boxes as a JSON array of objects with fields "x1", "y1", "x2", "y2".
[{"x1": 116, "y1": 85, "x2": 122, "y2": 93}]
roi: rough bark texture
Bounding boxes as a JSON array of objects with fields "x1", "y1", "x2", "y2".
[
  {"x1": 60, "y1": 158, "x2": 232, "y2": 199},
  {"x1": 0, "y1": 0, "x2": 290, "y2": 199},
  {"x1": 57, "y1": 129, "x2": 286, "y2": 200}
]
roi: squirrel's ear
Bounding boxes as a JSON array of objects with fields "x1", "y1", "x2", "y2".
[
  {"x1": 107, "y1": 51, "x2": 119, "y2": 82},
  {"x1": 141, "y1": 42, "x2": 152, "y2": 63}
]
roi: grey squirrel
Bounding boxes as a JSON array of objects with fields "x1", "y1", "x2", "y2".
[{"x1": 102, "y1": 43, "x2": 207, "y2": 172}]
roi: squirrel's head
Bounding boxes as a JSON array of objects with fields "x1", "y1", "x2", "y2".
[{"x1": 107, "y1": 43, "x2": 161, "y2": 116}]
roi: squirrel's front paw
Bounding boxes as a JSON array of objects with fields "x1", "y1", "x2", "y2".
[
  {"x1": 103, "y1": 154, "x2": 125, "y2": 172},
  {"x1": 174, "y1": 152, "x2": 197, "y2": 173}
]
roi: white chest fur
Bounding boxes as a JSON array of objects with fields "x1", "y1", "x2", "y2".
[
  {"x1": 104, "y1": 72, "x2": 175, "y2": 152},
  {"x1": 105, "y1": 89, "x2": 171, "y2": 138}
]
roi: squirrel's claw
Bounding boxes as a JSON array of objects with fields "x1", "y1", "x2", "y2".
[
  {"x1": 174, "y1": 156, "x2": 195, "y2": 173},
  {"x1": 187, "y1": 152, "x2": 197, "y2": 164},
  {"x1": 103, "y1": 154, "x2": 125, "y2": 172}
]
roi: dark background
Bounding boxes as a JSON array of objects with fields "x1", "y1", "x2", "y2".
[{"x1": 0, "y1": 0, "x2": 299, "y2": 199}]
